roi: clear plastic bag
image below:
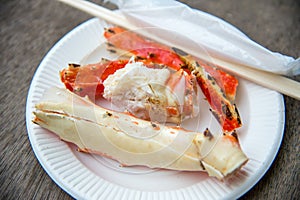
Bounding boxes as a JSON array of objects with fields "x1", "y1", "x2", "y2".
[{"x1": 107, "y1": 0, "x2": 299, "y2": 76}]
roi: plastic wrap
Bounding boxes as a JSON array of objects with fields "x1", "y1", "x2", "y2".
[{"x1": 107, "y1": 0, "x2": 299, "y2": 76}]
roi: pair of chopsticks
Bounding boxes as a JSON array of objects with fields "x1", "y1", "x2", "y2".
[{"x1": 57, "y1": 0, "x2": 300, "y2": 100}]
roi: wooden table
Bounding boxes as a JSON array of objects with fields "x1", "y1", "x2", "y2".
[{"x1": 1, "y1": 0, "x2": 299, "y2": 199}]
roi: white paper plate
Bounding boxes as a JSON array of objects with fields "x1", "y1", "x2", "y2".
[{"x1": 26, "y1": 18, "x2": 285, "y2": 200}]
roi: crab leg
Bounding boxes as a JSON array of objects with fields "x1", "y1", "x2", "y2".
[
  {"x1": 60, "y1": 57, "x2": 199, "y2": 123},
  {"x1": 104, "y1": 26, "x2": 184, "y2": 70},
  {"x1": 172, "y1": 49, "x2": 242, "y2": 132},
  {"x1": 60, "y1": 58, "x2": 128, "y2": 99},
  {"x1": 33, "y1": 87, "x2": 248, "y2": 180},
  {"x1": 104, "y1": 26, "x2": 238, "y2": 101},
  {"x1": 104, "y1": 26, "x2": 241, "y2": 132}
]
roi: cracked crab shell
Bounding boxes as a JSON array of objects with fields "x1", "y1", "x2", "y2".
[{"x1": 33, "y1": 87, "x2": 248, "y2": 179}]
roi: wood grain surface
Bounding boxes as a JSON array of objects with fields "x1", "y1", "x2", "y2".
[{"x1": 0, "y1": 0, "x2": 299, "y2": 199}]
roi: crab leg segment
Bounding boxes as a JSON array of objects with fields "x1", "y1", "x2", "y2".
[
  {"x1": 104, "y1": 26, "x2": 184, "y2": 70},
  {"x1": 60, "y1": 59, "x2": 128, "y2": 98},
  {"x1": 104, "y1": 26, "x2": 239, "y2": 101},
  {"x1": 172, "y1": 51, "x2": 242, "y2": 132},
  {"x1": 33, "y1": 87, "x2": 248, "y2": 179},
  {"x1": 104, "y1": 26, "x2": 241, "y2": 132}
]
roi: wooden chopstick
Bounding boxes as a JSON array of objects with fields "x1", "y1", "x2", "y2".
[{"x1": 57, "y1": 0, "x2": 300, "y2": 100}]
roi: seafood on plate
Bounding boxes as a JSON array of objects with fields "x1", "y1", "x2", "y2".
[
  {"x1": 60, "y1": 58, "x2": 128, "y2": 99},
  {"x1": 103, "y1": 26, "x2": 242, "y2": 132},
  {"x1": 34, "y1": 25, "x2": 249, "y2": 181},
  {"x1": 61, "y1": 56, "x2": 200, "y2": 124},
  {"x1": 61, "y1": 26, "x2": 241, "y2": 132},
  {"x1": 33, "y1": 87, "x2": 248, "y2": 180}
]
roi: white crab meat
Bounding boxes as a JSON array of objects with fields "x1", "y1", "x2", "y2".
[
  {"x1": 103, "y1": 59, "x2": 200, "y2": 124},
  {"x1": 33, "y1": 87, "x2": 248, "y2": 180}
]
